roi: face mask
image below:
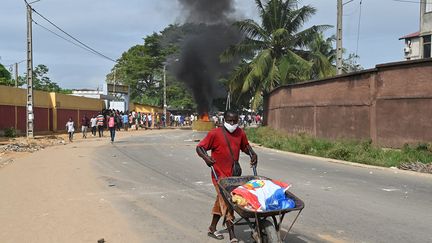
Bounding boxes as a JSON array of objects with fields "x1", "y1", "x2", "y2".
[{"x1": 224, "y1": 122, "x2": 238, "y2": 133}]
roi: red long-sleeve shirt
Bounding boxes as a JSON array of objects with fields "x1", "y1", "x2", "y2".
[{"x1": 198, "y1": 127, "x2": 249, "y2": 184}]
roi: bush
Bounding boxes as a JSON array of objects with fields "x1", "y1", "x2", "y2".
[
  {"x1": 326, "y1": 145, "x2": 352, "y2": 161},
  {"x1": 245, "y1": 127, "x2": 432, "y2": 168},
  {"x1": 4, "y1": 127, "x2": 17, "y2": 138}
]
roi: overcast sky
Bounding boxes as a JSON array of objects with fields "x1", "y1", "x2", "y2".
[{"x1": 0, "y1": 0, "x2": 420, "y2": 90}]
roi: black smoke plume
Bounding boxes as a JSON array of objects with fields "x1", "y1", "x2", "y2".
[{"x1": 174, "y1": 0, "x2": 241, "y2": 115}]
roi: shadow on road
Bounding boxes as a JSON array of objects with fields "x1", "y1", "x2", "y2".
[{"x1": 217, "y1": 224, "x2": 316, "y2": 243}]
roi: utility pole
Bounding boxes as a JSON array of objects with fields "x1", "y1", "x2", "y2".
[
  {"x1": 336, "y1": 0, "x2": 343, "y2": 75},
  {"x1": 25, "y1": 0, "x2": 34, "y2": 138},
  {"x1": 163, "y1": 64, "x2": 167, "y2": 127},
  {"x1": 15, "y1": 63, "x2": 18, "y2": 87}
]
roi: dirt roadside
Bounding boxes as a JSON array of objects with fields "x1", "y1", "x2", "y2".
[{"x1": 0, "y1": 129, "x2": 166, "y2": 243}]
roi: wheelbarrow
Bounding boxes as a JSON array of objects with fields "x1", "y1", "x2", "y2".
[{"x1": 211, "y1": 166, "x2": 305, "y2": 243}]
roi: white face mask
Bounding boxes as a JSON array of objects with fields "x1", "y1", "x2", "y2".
[{"x1": 224, "y1": 122, "x2": 238, "y2": 133}]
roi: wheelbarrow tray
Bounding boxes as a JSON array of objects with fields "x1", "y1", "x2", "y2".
[{"x1": 217, "y1": 175, "x2": 305, "y2": 219}]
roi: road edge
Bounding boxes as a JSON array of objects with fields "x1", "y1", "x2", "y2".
[{"x1": 250, "y1": 142, "x2": 432, "y2": 179}]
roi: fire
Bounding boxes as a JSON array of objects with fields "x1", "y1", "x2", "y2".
[{"x1": 200, "y1": 113, "x2": 210, "y2": 122}]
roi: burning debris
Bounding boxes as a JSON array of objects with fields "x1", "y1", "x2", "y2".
[{"x1": 174, "y1": 0, "x2": 242, "y2": 116}]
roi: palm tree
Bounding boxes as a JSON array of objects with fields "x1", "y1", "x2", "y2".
[
  {"x1": 222, "y1": 0, "x2": 331, "y2": 109},
  {"x1": 306, "y1": 33, "x2": 336, "y2": 79}
]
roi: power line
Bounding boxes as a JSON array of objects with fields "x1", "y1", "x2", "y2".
[
  {"x1": 32, "y1": 19, "x2": 107, "y2": 58},
  {"x1": 31, "y1": 8, "x2": 117, "y2": 63},
  {"x1": 3, "y1": 60, "x2": 26, "y2": 68},
  {"x1": 356, "y1": 0, "x2": 363, "y2": 56}
]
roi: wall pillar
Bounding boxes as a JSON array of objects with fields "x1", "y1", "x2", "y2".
[
  {"x1": 369, "y1": 73, "x2": 379, "y2": 145},
  {"x1": 313, "y1": 106, "x2": 317, "y2": 137},
  {"x1": 14, "y1": 106, "x2": 18, "y2": 130},
  {"x1": 50, "y1": 93, "x2": 58, "y2": 132}
]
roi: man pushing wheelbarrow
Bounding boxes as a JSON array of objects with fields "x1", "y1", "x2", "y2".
[{"x1": 196, "y1": 110, "x2": 258, "y2": 243}]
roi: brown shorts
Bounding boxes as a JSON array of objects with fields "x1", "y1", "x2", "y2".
[{"x1": 211, "y1": 185, "x2": 234, "y2": 222}]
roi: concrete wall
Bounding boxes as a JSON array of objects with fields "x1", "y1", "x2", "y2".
[
  {"x1": 0, "y1": 86, "x2": 104, "y2": 134},
  {"x1": 264, "y1": 59, "x2": 432, "y2": 148},
  {"x1": 421, "y1": 5, "x2": 432, "y2": 34},
  {"x1": 129, "y1": 103, "x2": 163, "y2": 114}
]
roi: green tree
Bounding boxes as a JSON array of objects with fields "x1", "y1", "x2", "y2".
[
  {"x1": 7, "y1": 64, "x2": 62, "y2": 91},
  {"x1": 343, "y1": 53, "x2": 363, "y2": 73},
  {"x1": 108, "y1": 26, "x2": 200, "y2": 112},
  {"x1": 306, "y1": 33, "x2": 336, "y2": 79},
  {"x1": 0, "y1": 64, "x2": 14, "y2": 86},
  {"x1": 166, "y1": 81, "x2": 195, "y2": 110},
  {"x1": 222, "y1": 0, "x2": 331, "y2": 109},
  {"x1": 107, "y1": 33, "x2": 173, "y2": 105},
  {"x1": 32, "y1": 64, "x2": 62, "y2": 92}
]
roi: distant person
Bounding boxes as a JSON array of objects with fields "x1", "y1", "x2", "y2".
[
  {"x1": 65, "y1": 117, "x2": 75, "y2": 142},
  {"x1": 108, "y1": 112, "x2": 116, "y2": 143},
  {"x1": 136, "y1": 112, "x2": 141, "y2": 130},
  {"x1": 122, "y1": 112, "x2": 129, "y2": 131},
  {"x1": 81, "y1": 114, "x2": 90, "y2": 138},
  {"x1": 90, "y1": 115, "x2": 97, "y2": 136},
  {"x1": 116, "y1": 112, "x2": 122, "y2": 131},
  {"x1": 196, "y1": 110, "x2": 258, "y2": 242},
  {"x1": 148, "y1": 113, "x2": 152, "y2": 128},
  {"x1": 96, "y1": 112, "x2": 105, "y2": 137}
]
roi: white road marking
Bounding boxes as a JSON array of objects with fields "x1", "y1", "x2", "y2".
[{"x1": 381, "y1": 188, "x2": 399, "y2": 192}]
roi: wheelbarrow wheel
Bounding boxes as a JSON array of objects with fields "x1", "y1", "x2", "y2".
[{"x1": 261, "y1": 219, "x2": 279, "y2": 243}]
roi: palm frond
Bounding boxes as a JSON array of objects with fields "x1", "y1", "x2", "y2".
[
  {"x1": 242, "y1": 49, "x2": 274, "y2": 93},
  {"x1": 235, "y1": 19, "x2": 269, "y2": 41},
  {"x1": 291, "y1": 25, "x2": 332, "y2": 48},
  {"x1": 220, "y1": 38, "x2": 266, "y2": 62},
  {"x1": 285, "y1": 5, "x2": 317, "y2": 33}
]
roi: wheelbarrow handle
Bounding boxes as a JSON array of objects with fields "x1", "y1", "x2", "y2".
[
  {"x1": 210, "y1": 166, "x2": 218, "y2": 181},
  {"x1": 211, "y1": 165, "x2": 257, "y2": 179},
  {"x1": 247, "y1": 146, "x2": 258, "y2": 176}
]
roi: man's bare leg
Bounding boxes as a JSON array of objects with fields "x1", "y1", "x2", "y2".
[{"x1": 209, "y1": 214, "x2": 221, "y2": 232}]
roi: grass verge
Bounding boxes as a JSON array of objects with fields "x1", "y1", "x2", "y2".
[{"x1": 245, "y1": 127, "x2": 432, "y2": 168}]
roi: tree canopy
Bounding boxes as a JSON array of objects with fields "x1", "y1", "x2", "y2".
[
  {"x1": 1, "y1": 63, "x2": 70, "y2": 93},
  {"x1": 222, "y1": 0, "x2": 334, "y2": 109},
  {"x1": 0, "y1": 64, "x2": 13, "y2": 86},
  {"x1": 107, "y1": 29, "x2": 195, "y2": 110}
]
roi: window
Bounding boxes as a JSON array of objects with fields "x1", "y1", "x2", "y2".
[
  {"x1": 424, "y1": 35, "x2": 431, "y2": 58},
  {"x1": 427, "y1": 0, "x2": 432, "y2": 13}
]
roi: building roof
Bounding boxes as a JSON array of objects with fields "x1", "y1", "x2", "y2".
[{"x1": 399, "y1": 31, "x2": 420, "y2": 40}]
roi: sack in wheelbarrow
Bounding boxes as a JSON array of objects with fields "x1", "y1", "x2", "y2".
[{"x1": 231, "y1": 179, "x2": 296, "y2": 212}]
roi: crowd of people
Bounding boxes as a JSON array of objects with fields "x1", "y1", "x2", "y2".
[
  {"x1": 64, "y1": 109, "x2": 204, "y2": 142},
  {"x1": 211, "y1": 113, "x2": 262, "y2": 127},
  {"x1": 65, "y1": 109, "x2": 263, "y2": 143}
]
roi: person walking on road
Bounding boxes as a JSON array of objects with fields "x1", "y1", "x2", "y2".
[
  {"x1": 81, "y1": 114, "x2": 90, "y2": 138},
  {"x1": 108, "y1": 112, "x2": 117, "y2": 143},
  {"x1": 122, "y1": 112, "x2": 129, "y2": 131},
  {"x1": 66, "y1": 117, "x2": 75, "y2": 142},
  {"x1": 90, "y1": 115, "x2": 97, "y2": 136},
  {"x1": 96, "y1": 112, "x2": 105, "y2": 137},
  {"x1": 196, "y1": 110, "x2": 258, "y2": 243}
]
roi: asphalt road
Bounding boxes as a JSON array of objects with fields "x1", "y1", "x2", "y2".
[{"x1": 91, "y1": 129, "x2": 432, "y2": 243}]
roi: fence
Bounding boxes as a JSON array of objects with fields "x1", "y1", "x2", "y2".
[{"x1": 264, "y1": 58, "x2": 432, "y2": 148}]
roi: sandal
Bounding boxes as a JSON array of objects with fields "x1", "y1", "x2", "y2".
[
  {"x1": 230, "y1": 238, "x2": 239, "y2": 243},
  {"x1": 207, "y1": 230, "x2": 224, "y2": 240}
]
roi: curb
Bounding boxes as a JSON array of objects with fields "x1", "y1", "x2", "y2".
[{"x1": 250, "y1": 142, "x2": 432, "y2": 179}]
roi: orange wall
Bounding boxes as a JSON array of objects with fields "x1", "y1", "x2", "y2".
[{"x1": 0, "y1": 86, "x2": 104, "y2": 134}]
